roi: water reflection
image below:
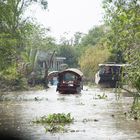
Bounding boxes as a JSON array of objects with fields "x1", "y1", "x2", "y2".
[{"x1": 0, "y1": 86, "x2": 140, "y2": 139}]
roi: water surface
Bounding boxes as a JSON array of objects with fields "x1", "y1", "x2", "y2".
[{"x1": 0, "y1": 86, "x2": 140, "y2": 140}]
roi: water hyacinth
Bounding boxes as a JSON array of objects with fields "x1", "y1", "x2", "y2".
[
  {"x1": 34, "y1": 113, "x2": 74, "y2": 124},
  {"x1": 33, "y1": 113, "x2": 74, "y2": 133}
]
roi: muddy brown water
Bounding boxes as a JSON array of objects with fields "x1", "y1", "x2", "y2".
[{"x1": 0, "y1": 86, "x2": 140, "y2": 140}]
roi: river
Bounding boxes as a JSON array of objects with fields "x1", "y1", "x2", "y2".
[{"x1": 0, "y1": 85, "x2": 140, "y2": 140}]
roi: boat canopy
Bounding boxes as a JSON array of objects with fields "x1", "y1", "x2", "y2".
[
  {"x1": 48, "y1": 71, "x2": 59, "y2": 77},
  {"x1": 99, "y1": 64, "x2": 130, "y2": 67},
  {"x1": 59, "y1": 68, "x2": 83, "y2": 77}
]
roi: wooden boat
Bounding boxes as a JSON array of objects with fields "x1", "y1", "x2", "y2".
[
  {"x1": 95, "y1": 63, "x2": 129, "y2": 88},
  {"x1": 56, "y1": 68, "x2": 83, "y2": 94}
]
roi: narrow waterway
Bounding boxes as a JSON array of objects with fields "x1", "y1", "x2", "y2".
[{"x1": 0, "y1": 86, "x2": 140, "y2": 140}]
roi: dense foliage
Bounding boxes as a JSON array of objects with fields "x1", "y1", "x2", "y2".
[
  {"x1": 77, "y1": 25, "x2": 111, "y2": 80},
  {"x1": 103, "y1": 0, "x2": 140, "y2": 91},
  {"x1": 56, "y1": 45, "x2": 78, "y2": 68},
  {"x1": 79, "y1": 45, "x2": 110, "y2": 80},
  {"x1": 0, "y1": 0, "x2": 48, "y2": 90},
  {"x1": 81, "y1": 25, "x2": 105, "y2": 46}
]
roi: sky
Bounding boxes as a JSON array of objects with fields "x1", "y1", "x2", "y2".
[{"x1": 28, "y1": 0, "x2": 104, "y2": 41}]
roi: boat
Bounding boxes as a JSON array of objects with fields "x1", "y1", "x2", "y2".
[
  {"x1": 95, "y1": 63, "x2": 129, "y2": 88},
  {"x1": 48, "y1": 71, "x2": 59, "y2": 85},
  {"x1": 56, "y1": 68, "x2": 83, "y2": 94}
]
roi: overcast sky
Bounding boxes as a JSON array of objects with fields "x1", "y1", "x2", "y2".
[{"x1": 28, "y1": 0, "x2": 104, "y2": 41}]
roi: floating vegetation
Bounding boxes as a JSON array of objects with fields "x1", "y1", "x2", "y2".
[
  {"x1": 70, "y1": 129, "x2": 85, "y2": 132},
  {"x1": 75, "y1": 95, "x2": 81, "y2": 98},
  {"x1": 57, "y1": 97, "x2": 65, "y2": 101},
  {"x1": 77, "y1": 102, "x2": 85, "y2": 105},
  {"x1": 34, "y1": 113, "x2": 74, "y2": 124},
  {"x1": 34, "y1": 97, "x2": 48, "y2": 101},
  {"x1": 33, "y1": 113, "x2": 74, "y2": 133},
  {"x1": 82, "y1": 118, "x2": 99, "y2": 123},
  {"x1": 45, "y1": 124, "x2": 66, "y2": 133},
  {"x1": 97, "y1": 93, "x2": 107, "y2": 99},
  {"x1": 0, "y1": 96, "x2": 48, "y2": 102}
]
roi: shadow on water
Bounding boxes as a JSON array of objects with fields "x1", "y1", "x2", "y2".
[{"x1": 0, "y1": 85, "x2": 140, "y2": 139}]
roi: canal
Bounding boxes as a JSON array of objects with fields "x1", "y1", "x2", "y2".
[{"x1": 0, "y1": 85, "x2": 140, "y2": 140}]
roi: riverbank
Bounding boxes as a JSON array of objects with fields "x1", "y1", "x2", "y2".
[{"x1": 0, "y1": 78, "x2": 45, "y2": 92}]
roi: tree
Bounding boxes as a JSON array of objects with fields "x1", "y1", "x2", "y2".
[
  {"x1": 57, "y1": 45, "x2": 78, "y2": 68},
  {"x1": 0, "y1": 0, "x2": 47, "y2": 67},
  {"x1": 103, "y1": 0, "x2": 140, "y2": 92},
  {"x1": 73, "y1": 32, "x2": 83, "y2": 46},
  {"x1": 79, "y1": 45, "x2": 111, "y2": 80},
  {"x1": 20, "y1": 23, "x2": 56, "y2": 87},
  {"x1": 0, "y1": 33, "x2": 17, "y2": 71},
  {"x1": 80, "y1": 25, "x2": 105, "y2": 47},
  {"x1": 0, "y1": 0, "x2": 48, "y2": 89},
  {"x1": 103, "y1": 0, "x2": 140, "y2": 63}
]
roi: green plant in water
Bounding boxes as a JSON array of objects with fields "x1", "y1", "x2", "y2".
[
  {"x1": 33, "y1": 113, "x2": 74, "y2": 133},
  {"x1": 77, "y1": 102, "x2": 85, "y2": 105},
  {"x1": 97, "y1": 93, "x2": 107, "y2": 99},
  {"x1": 57, "y1": 97, "x2": 65, "y2": 101},
  {"x1": 45, "y1": 124, "x2": 66, "y2": 133}
]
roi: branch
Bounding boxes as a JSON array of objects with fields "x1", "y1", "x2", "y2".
[{"x1": 48, "y1": 50, "x2": 55, "y2": 69}]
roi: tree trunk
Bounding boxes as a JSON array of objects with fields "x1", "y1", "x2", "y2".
[
  {"x1": 44, "y1": 50, "x2": 55, "y2": 89},
  {"x1": 44, "y1": 61, "x2": 49, "y2": 88}
]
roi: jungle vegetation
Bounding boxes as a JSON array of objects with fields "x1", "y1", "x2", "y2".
[{"x1": 0, "y1": 0, "x2": 139, "y2": 96}]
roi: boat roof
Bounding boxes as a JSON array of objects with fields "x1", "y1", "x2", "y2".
[
  {"x1": 48, "y1": 71, "x2": 59, "y2": 76},
  {"x1": 99, "y1": 63, "x2": 130, "y2": 67},
  {"x1": 60, "y1": 68, "x2": 83, "y2": 77}
]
